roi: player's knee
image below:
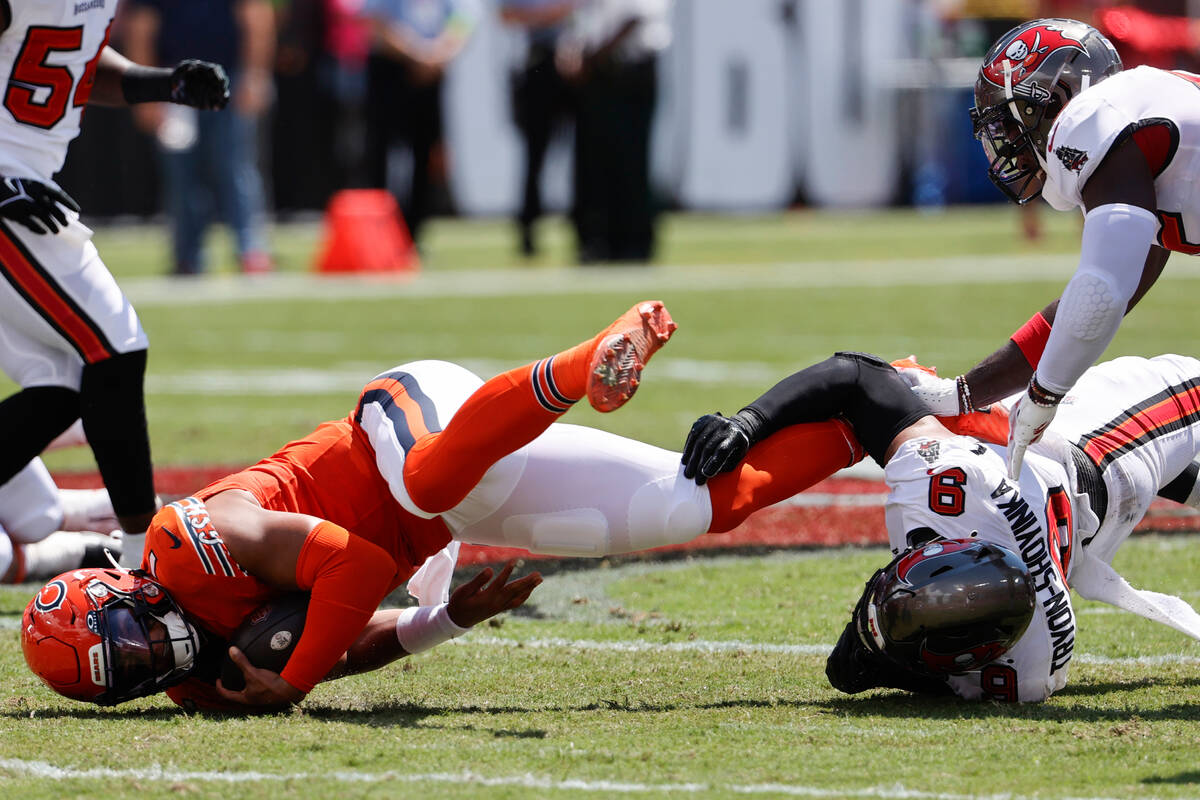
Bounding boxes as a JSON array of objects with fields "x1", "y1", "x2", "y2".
[
  {"x1": 402, "y1": 432, "x2": 472, "y2": 516},
  {"x1": 79, "y1": 350, "x2": 148, "y2": 432},
  {"x1": 19, "y1": 385, "x2": 80, "y2": 429},
  {"x1": 626, "y1": 479, "x2": 709, "y2": 551},
  {"x1": 81, "y1": 350, "x2": 147, "y2": 398}
]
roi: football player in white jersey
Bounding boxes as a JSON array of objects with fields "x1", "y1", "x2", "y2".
[
  {"x1": 682, "y1": 351, "x2": 1200, "y2": 702},
  {"x1": 904, "y1": 18, "x2": 1200, "y2": 484},
  {"x1": 0, "y1": 1, "x2": 228, "y2": 536}
]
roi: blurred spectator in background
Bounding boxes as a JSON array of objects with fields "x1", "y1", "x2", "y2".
[
  {"x1": 499, "y1": 0, "x2": 577, "y2": 257},
  {"x1": 321, "y1": 0, "x2": 373, "y2": 188},
  {"x1": 558, "y1": 0, "x2": 671, "y2": 264},
  {"x1": 271, "y1": 0, "x2": 371, "y2": 208},
  {"x1": 361, "y1": 0, "x2": 481, "y2": 247},
  {"x1": 123, "y1": 0, "x2": 276, "y2": 275}
]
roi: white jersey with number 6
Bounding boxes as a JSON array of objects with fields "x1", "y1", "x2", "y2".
[
  {"x1": 883, "y1": 355, "x2": 1200, "y2": 702},
  {"x1": 0, "y1": 0, "x2": 117, "y2": 181},
  {"x1": 883, "y1": 437, "x2": 1078, "y2": 702}
]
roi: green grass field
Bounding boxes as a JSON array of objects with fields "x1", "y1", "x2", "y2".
[{"x1": 3, "y1": 207, "x2": 1200, "y2": 798}]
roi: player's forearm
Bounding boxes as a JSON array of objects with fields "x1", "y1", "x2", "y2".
[
  {"x1": 278, "y1": 521, "x2": 397, "y2": 692},
  {"x1": 90, "y1": 47, "x2": 140, "y2": 106},
  {"x1": 960, "y1": 300, "x2": 1059, "y2": 407},
  {"x1": 327, "y1": 603, "x2": 469, "y2": 679},
  {"x1": 326, "y1": 610, "x2": 407, "y2": 679},
  {"x1": 1034, "y1": 204, "x2": 1156, "y2": 394}
]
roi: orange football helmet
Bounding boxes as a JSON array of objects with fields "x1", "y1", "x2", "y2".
[{"x1": 22, "y1": 567, "x2": 200, "y2": 705}]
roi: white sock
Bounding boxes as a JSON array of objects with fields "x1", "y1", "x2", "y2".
[{"x1": 118, "y1": 533, "x2": 146, "y2": 568}]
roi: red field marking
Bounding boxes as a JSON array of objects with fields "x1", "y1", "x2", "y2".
[{"x1": 51, "y1": 469, "x2": 1200, "y2": 567}]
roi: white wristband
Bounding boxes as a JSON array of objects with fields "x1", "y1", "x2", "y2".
[{"x1": 395, "y1": 603, "x2": 469, "y2": 655}]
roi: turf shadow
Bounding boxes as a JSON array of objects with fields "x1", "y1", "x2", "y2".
[
  {"x1": 1142, "y1": 771, "x2": 1200, "y2": 785},
  {"x1": 816, "y1": 693, "x2": 1200, "y2": 723},
  {"x1": 0, "y1": 706, "x2": 186, "y2": 721}
]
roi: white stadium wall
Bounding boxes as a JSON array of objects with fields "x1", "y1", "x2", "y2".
[
  {"x1": 669, "y1": 0, "x2": 793, "y2": 211},
  {"x1": 444, "y1": 0, "x2": 903, "y2": 216},
  {"x1": 799, "y1": 0, "x2": 902, "y2": 207}
]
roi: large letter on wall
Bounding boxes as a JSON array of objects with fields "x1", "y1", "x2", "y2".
[
  {"x1": 444, "y1": 11, "x2": 522, "y2": 217},
  {"x1": 671, "y1": 0, "x2": 791, "y2": 210},
  {"x1": 800, "y1": 0, "x2": 901, "y2": 207}
]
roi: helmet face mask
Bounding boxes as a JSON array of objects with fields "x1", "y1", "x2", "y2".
[
  {"x1": 95, "y1": 596, "x2": 198, "y2": 703},
  {"x1": 854, "y1": 539, "x2": 1036, "y2": 677},
  {"x1": 22, "y1": 568, "x2": 200, "y2": 705},
  {"x1": 972, "y1": 18, "x2": 1123, "y2": 204},
  {"x1": 971, "y1": 103, "x2": 1047, "y2": 205}
]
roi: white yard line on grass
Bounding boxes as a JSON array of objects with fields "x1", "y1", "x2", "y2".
[
  {"x1": 0, "y1": 757, "x2": 1149, "y2": 799},
  {"x1": 121, "y1": 253, "x2": 1096, "y2": 307},
  {"x1": 5, "y1": 611, "x2": 1187, "y2": 667}
]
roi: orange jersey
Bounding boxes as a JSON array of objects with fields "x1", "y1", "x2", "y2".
[{"x1": 140, "y1": 416, "x2": 453, "y2": 649}]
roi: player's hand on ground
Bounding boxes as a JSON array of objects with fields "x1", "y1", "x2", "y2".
[
  {"x1": 890, "y1": 356, "x2": 961, "y2": 416},
  {"x1": 1006, "y1": 377, "x2": 1062, "y2": 479},
  {"x1": 447, "y1": 561, "x2": 542, "y2": 629},
  {"x1": 0, "y1": 177, "x2": 80, "y2": 234},
  {"x1": 681, "y1": 413, "x2": 751, "y2": 485},
  {"x1": 170, "y1": 59, "x2": 231, "y2": 110},
  {"x1": 215, "y1": 646, "x2": 306, "y2": 709}
]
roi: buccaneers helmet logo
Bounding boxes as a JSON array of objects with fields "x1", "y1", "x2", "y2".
[{"x1": 981, "y1": 26, "x2": 1088, "y2": 92}]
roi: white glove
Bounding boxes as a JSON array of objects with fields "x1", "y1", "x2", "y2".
[
  {"x1": 1005, "y1": 377, "x2": 1063, "y2": 480},
  {"x1": 890, "y1": 357, "x2": 962, "y2": 416}
]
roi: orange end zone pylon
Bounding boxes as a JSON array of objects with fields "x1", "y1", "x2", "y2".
[{"x1": 315, "y1": 189, "x2": 420, "y2": 274}]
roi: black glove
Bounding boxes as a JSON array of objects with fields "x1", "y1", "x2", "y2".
[
  {"x1": 0, "y1": 177, "x2": 80, "y2": 235},
  {"x1": 681, "y1": 409, "x2": 761, "y2": 485},
  {"x1": 170, "y1": 60, "x2": 231, "y2": 110}
]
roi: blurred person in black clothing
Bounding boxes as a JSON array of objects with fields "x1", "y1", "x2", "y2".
[
  {"x1": 558, "y1": 0, "x2": 670, "y2": 264},
  {"x1": 500, "y1": 0, "x2": 577, "y2": 257},
  {"x1": 360, "y1": 0, "x2": 480, "y2": 246}
]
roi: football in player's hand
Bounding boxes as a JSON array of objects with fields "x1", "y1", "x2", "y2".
[{"x1": 218, "y1": 593, "x2": 308, "y2": 691}]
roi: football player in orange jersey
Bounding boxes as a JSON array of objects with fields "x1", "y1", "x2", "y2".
[{"x1": 23, "y1": 300, "x2": 878, "y2": 711}]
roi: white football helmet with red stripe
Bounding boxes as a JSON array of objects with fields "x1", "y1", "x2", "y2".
[{"x1": 22, "y1": 567, "x2": 200, "y2": 705}]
